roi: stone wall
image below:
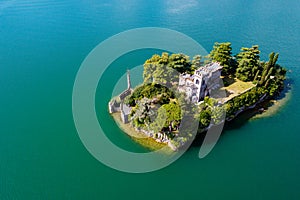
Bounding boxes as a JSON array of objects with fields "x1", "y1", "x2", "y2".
[{"x1": 108, "y1": 99, "x2": 120, "y2": 113}]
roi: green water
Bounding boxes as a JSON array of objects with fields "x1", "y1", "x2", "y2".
[{"x1": 1, "y1": 0, "x2": 300, "y2": 199}]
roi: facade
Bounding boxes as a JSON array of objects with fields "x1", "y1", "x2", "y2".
[{"x1": 178, "y1": 62, "x2": 223, "y2": 103}]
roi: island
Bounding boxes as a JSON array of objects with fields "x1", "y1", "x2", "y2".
[{"x1": 109, "y1": 42, "x2": 287, "y2": 151}]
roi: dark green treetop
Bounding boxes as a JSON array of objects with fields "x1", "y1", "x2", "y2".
[
  {"x1": 209, "y1": 42, "x2": 235, "y2": 76},
  {"x1": 235, "y1": 45, "x2": 261, "y2": 81}
]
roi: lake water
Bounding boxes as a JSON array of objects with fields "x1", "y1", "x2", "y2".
[{"x1": 1, "y1": 0, "x2": 300, "y2": 199}]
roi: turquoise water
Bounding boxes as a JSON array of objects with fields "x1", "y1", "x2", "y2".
[{"x1": 1, "y1": 0, "x2": 300, "y2": 199}]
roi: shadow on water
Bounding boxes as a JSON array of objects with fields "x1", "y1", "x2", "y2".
[{"x1": 191, "y1": 78, "x2": 293, "y2": 148}]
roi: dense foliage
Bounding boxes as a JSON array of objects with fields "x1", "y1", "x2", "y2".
[
  {"x1": 205, "y1": 43, "x2": 286, "y2": 128},
  {"x1": 209, "y1": 42, "x2": 286, "y2": 96},
  {"x1": 150, "y1": 101, "x2": 181, "y2": 134},
  {"x1": 125, "y1": 83, "x2": 175, "y2": 106},
  {"x1": 143, "y1": 52, "x2": 202, "y2": 86},
  {"x1": 129, "y1": 97, "x2": 182, "y2": 137},
  {"x1": 196, "y1": 97, "x2": 225, "y2": 129},
  {"x1": 235, "y1": 45, "x2": 261, "y2": 81},
  {"x1": 257, "y1": 52, "x2": 286, "y2": 96},
  {"x1": 209, "y1": 42, "x2": 235, "y2": 76},
  {"x1": 224, "y1": 87, "x2": 266, "y2": 119},
  {"x1": 122, "y1": 43, "x2": 287, "y2": 146}
]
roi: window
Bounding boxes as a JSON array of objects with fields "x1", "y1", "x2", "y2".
[{"x1": 195, "y1": 79, "x2": 199, "y2": 85}]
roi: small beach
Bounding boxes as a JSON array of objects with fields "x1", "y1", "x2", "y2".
[{"x1": 252, "y1": 86, "x2": 292, "y2": 120}]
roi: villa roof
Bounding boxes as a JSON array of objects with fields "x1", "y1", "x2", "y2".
[{"x1": 195, "y1": 62, "x2": 222, "y2": 76}]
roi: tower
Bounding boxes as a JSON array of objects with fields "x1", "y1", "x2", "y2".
[
  {"x1": 127, "y1": 70, "x2": 131, "y2": 90},
  {"x1": 193, "y1": 70, "x2": 203, "y2": 102}
]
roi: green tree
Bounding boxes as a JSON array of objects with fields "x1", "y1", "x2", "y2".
[
  {"x1": 191, "y1": 55, "x2": 202, "y2": 72},
  {"x1": 143, "y1": 53, "x2": 194, "y2": 86},
  {"x1": 127, "y1": 83, "x2": 174, "y2": 106},
  {"x1": 259, "y1": 52, "x2": 279, "y2": 85},
  {"x1": 150, "y1": 102, "x2": 181, "y2": 132},
  {"x1": 199, "y1": 109, "x2": 211, "y2": 129},
  {"x1": 150, "y1": 107, "x2": 167, "y2": 133},
  {"x1": 163, "y1": 102, "x2": 181, "y2": 130},
  {"x1": 236, "y1": 45, "x2": 261, "y2": 81},
  {"x1": 131, "y1": 98, "x2": 153, "y2": 127},
  {"x1": 209, "y1": 42, "x2": 234, "y2": 75},
  {"x1": 211, "y1": 105, "x2": 225, "y2": 125},
  {"x1": 253, "y1": 70, "x2": 260, "y2": 82},
  {"x1": 143, "y1": 54, "x2": 160, "y2": 83},
  {"x1": 168, "y1": 53, "x2": 192, "y2": 74}
]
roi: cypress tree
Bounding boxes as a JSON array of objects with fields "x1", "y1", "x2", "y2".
[
  {"x1": 272, "y1": 53, "x2": 279, "y2": 66},
  {"x1": 265, "y1": 67, "x2": 274, "y2": 82},
  {"x1": 254, "y1": 70, "x2": 260, "y2": 82},
  {"x1": 260, "y1": 68, "x2": 268, "y2": 84},
  {"x1": 264, "y1": 79, "x2": 271, "y2": 88}
]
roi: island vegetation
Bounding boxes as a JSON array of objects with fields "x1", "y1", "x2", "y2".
[{"x1": 109, "y1": 42, "x2": 287, "y2": 151}]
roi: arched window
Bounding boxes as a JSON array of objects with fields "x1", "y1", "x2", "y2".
[{"x1": 195, "y1": 79, "x2": 199, "y2": 85}]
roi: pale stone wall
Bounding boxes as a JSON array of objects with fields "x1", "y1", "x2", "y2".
[{"x1": 177, "y1": 62, "x2": 223, "y2": 103}]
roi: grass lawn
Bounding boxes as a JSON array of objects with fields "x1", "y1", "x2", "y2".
[{"x1": 221, "y1": 77, "x2": 256, "y2": 102}]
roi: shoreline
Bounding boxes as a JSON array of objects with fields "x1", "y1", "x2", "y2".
[
  {"x1": 251, "y1": 87, "x2": 292, "y2": 120},
  {"x1": 111, "y1": 88, "x2": 291, "y2": 151},
  {"x1": 111, "y1": 113, "x2": 172, "y2": 152}
]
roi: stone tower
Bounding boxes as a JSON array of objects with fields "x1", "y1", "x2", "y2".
[
  {"x1": 193, "y1": 70, "x2": 203, "y2": 102},
  {"x1": 127, "y1": 70, "x2": 131, "y2": 90}
]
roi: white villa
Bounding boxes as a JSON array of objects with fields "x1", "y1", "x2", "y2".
[{"x1": 178, "y1": 62, "x2": 223, "y2": 103}]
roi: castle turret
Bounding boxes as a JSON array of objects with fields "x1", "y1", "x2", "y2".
[
  {"x1": 119, "y1": 70, "x2": 133, "y2": 100},
  {"x1": 127, "y1": 70, "x2": 131, "y2": 90}
]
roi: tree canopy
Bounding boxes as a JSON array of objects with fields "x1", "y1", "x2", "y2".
[
  {"x1": 121, "y1": 46, "x2": 287, "y2": 147},
  {"x1": 143, "y1": 52, "x2": 200, "y2": 86},
  {"x1": 126, "y1": 83, "x2": 175, "y2": 106},
  {"x1": 209, "y1": 42, "x2": 235, "y2": 75},
  {"x1": 235, "y1": 45, "x2": 261, "y2": 81}
]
